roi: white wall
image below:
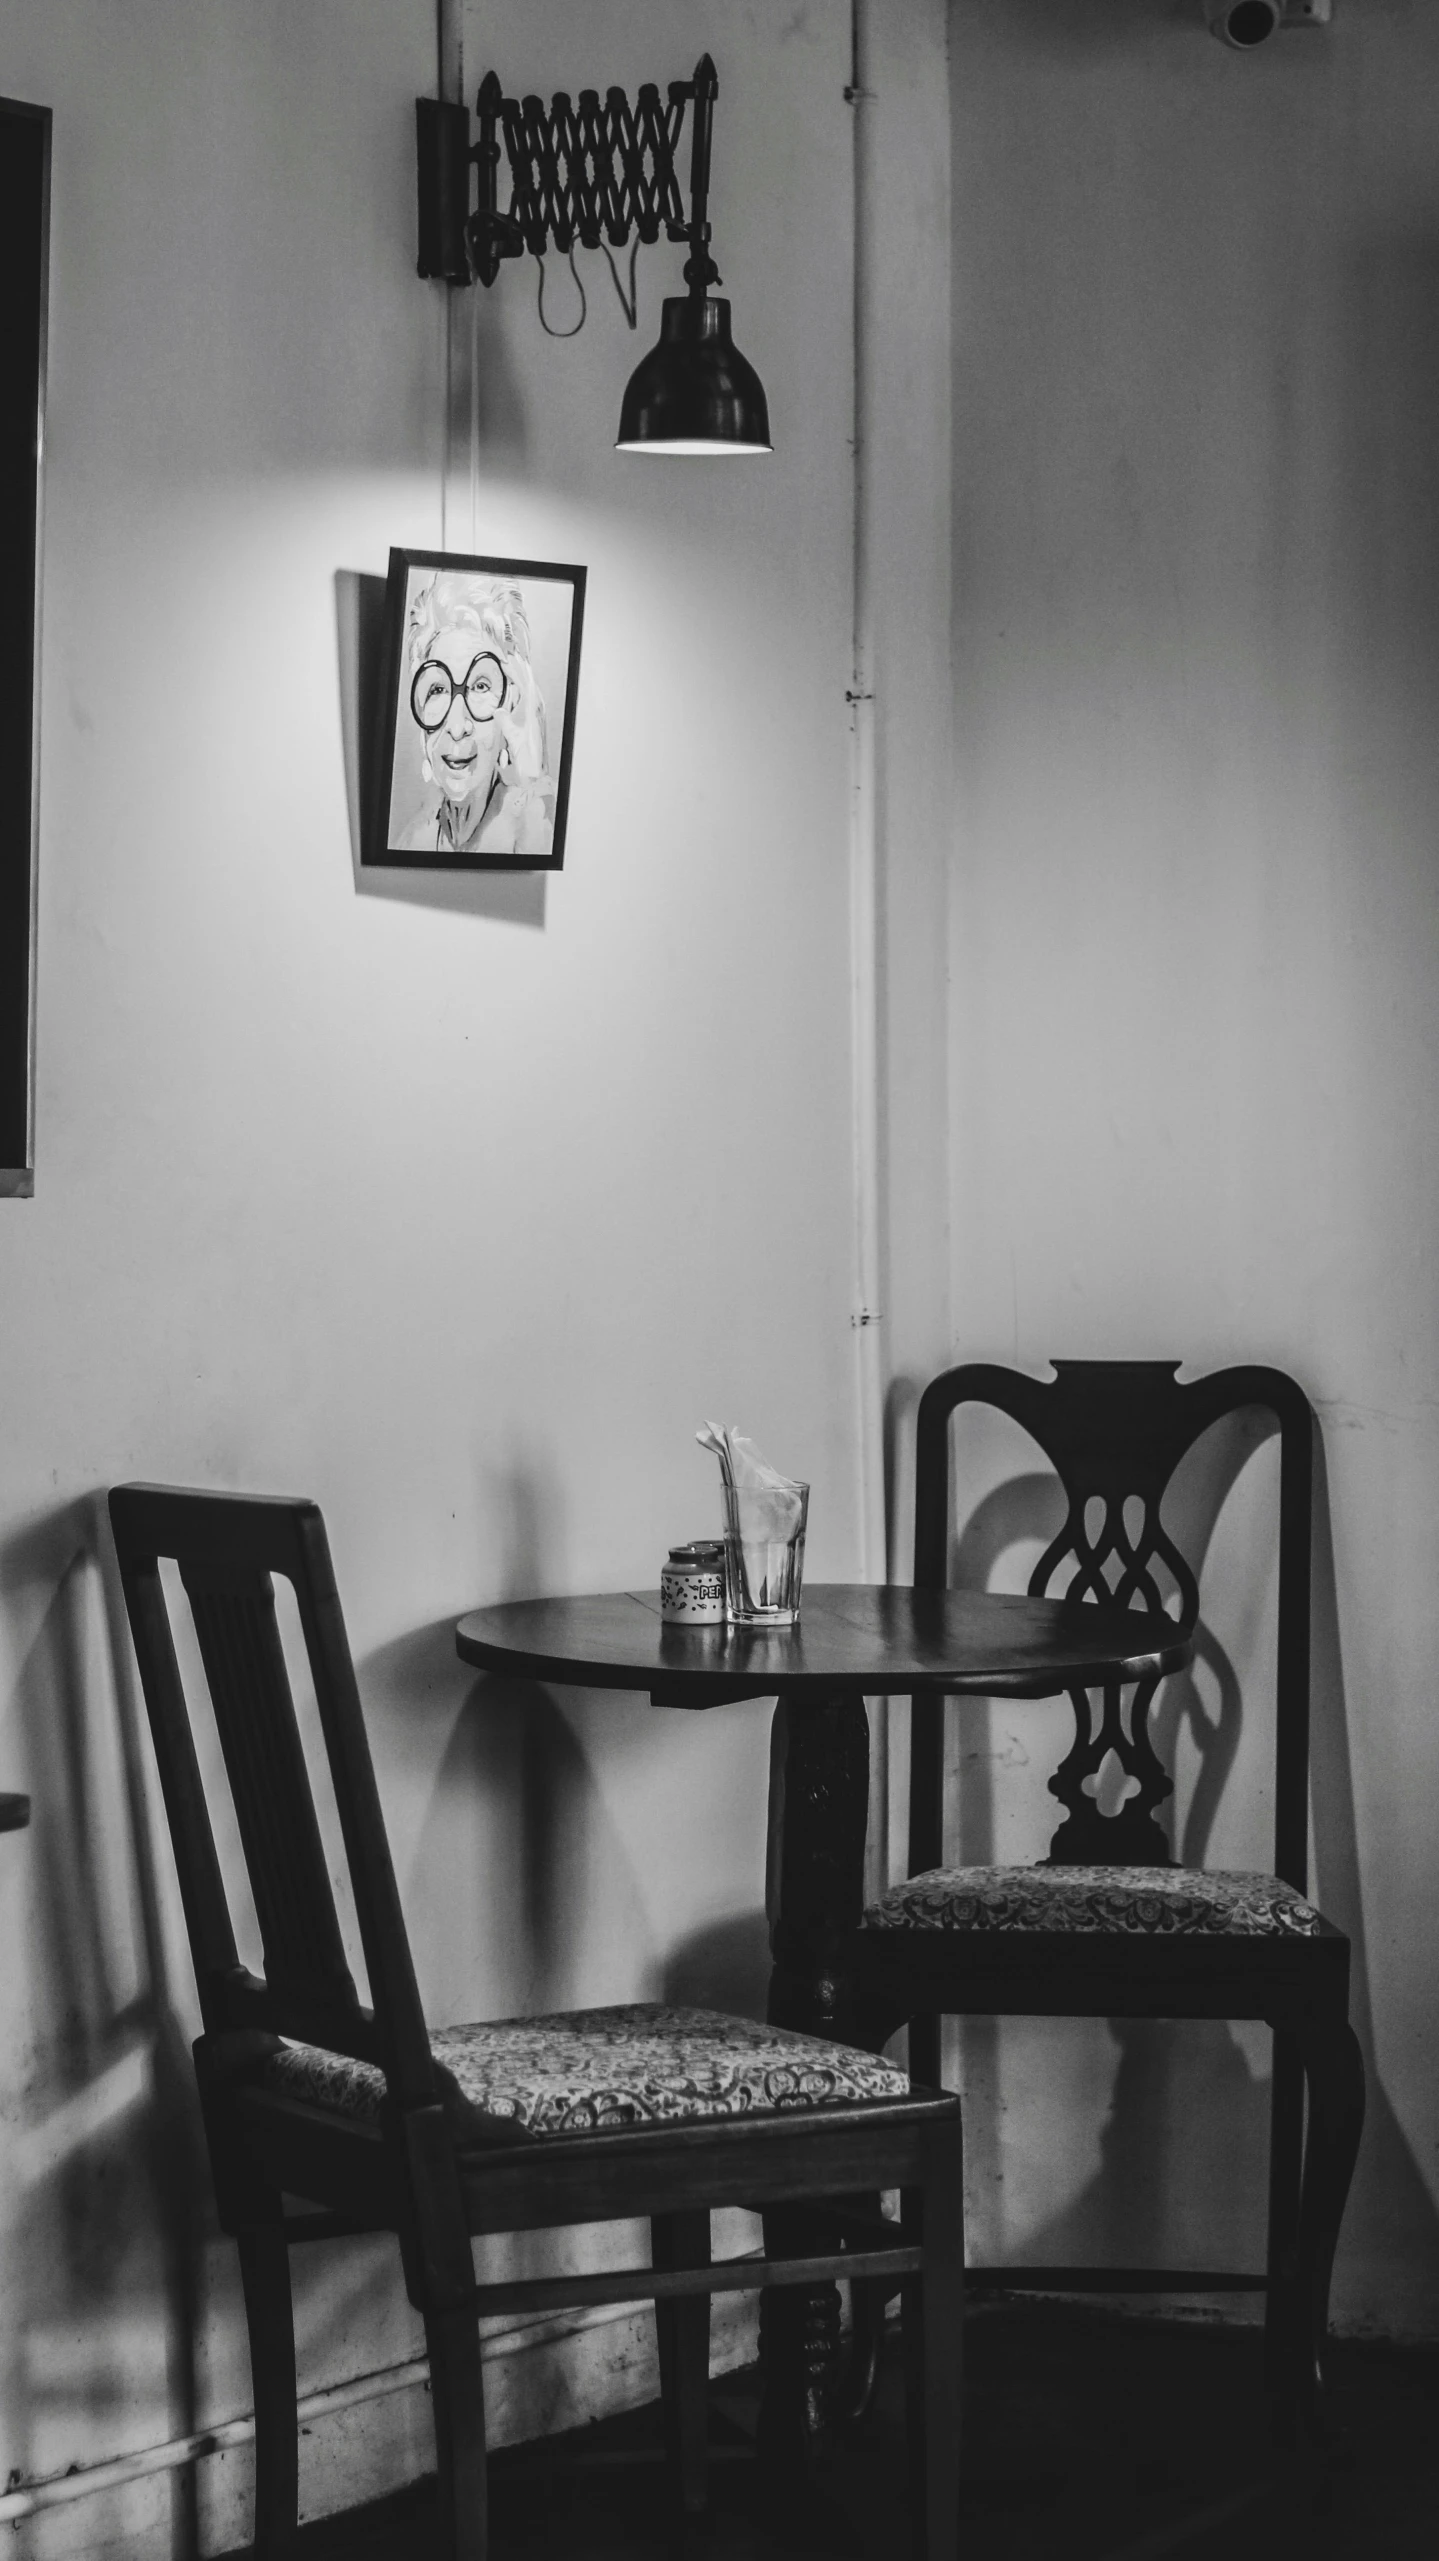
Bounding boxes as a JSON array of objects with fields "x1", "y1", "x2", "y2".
[
  {"x1": 948, "y1": 0, "x2": 1439, "y2": 2338},
  {"x1": 0, "y1": 0, "x2": 868, "y2": 2548},
  {"x1": 10, "y1": 0, "x2": 1430, "y2": 2543}
]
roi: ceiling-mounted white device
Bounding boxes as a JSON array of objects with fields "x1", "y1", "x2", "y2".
[{"x1": 1207, "y1": 0, "x2": 1332, "y2": 46}]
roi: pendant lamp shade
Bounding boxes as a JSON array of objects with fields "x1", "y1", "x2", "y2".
[{"x1": 616, "y1": 297, "x2": 772, "y2": 456}]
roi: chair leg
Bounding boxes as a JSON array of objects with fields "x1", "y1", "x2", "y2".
[
  {"x1": 1290, "y1": 2018, "x2": 1366, "y2": 2430},
  {"x1": 424, "y1": 2303, "x2": 488, "y2": 2561},
  {"x1": 902, "y1": 2120, "x2": 964, "y2": 2561},
  {"x1": 652, "y1": 2210, "x2": 712, "y2": 2522},
  {"x1": 758, "y1": 2202, "x2": 838, "y2": 2481},
  {"x1": 235, "y1": 2223, "x2": 298, "y2": 2556},
  {"x1": 1263, "y1": 2028, "x2": 1305, "y2": 2419}
]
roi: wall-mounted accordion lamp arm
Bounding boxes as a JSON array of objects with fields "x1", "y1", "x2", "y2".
[{"x1": 415, "y1": 54, "x2": 771, "y2": 457}]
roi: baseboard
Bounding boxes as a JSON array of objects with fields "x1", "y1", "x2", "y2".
[{"x1": 8, "y1": 2293, "x2": 762, "y2": 2559}]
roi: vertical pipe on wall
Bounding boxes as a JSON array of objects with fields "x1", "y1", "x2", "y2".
[{"x1": 849, "y1": 0, "x2": 889, "y2": 1897}]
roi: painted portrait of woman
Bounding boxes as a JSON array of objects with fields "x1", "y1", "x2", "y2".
[{"x1": 371, "y1": 550, "x2": 586, "y2": 871}]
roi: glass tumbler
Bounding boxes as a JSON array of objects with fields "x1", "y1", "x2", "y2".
[{"x1": 720, "y1": 1479, "x2": 809, "y2": 1625}]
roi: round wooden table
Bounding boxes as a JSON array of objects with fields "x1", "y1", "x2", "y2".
[
  {"x1": 456, "y1": 1584, "x2": 1189, "y2": 2443},
  {"x1": 455, "y1": 1581, "x2": 1188, "y2": 1709},
  {"x1": 456, "y1": 1582, "x2": 1188, "y2": 2034}
]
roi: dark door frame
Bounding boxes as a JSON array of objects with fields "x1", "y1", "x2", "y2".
[{"x1": 0, "y1": 94, "x2": 51, "y2": 1196}]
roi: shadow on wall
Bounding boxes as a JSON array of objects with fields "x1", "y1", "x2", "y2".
[
  {"x1": 333, "y1": 568, "x2": 547, "y2": 929},
  {"x1": 877, "y1": 1394, "x2": 1439, "y2": 2307},
  {"x1": 1304, "y1": 1433, "x2": 1439, "y2": 2324},
  {"x1": 662, "y1": 1908, "x2": 774, "y2": 2024},
  {"x1": 1337, "y1": 230, "x2": 1439, "y2": 736},
  {"x1": 357, "y1": 1636, "x2": 653, "y2": 2029},
  {"x1": 983, "y1": 0, "x2": 1199, "y2": 53},
  {"x1": 1, "y1": 1499, "x2": 207, "y2": 2558},
  {"x1": 364, "y1": 1605, "x2": 774, "y2": 2023},
  {"x1": 1295, "y1": 219, "x2": 1439, "y2": 2323}
]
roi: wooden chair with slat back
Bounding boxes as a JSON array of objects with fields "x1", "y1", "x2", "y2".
[
  {"x1": 108, "y1": 1483, "x2": 965, "y2": 2560},
  {"x1": 850, "y1": 1362, "x2": 1364, "y2": 2439}
]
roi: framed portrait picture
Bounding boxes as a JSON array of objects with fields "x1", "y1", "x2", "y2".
[{"x1": 366, "y1": 547, "x2": 585, "y2": 871}]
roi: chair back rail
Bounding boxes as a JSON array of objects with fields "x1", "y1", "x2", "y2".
[
  {"x1": 108, "y1": 1484, "x2": 436, "y2": 2106},
  {"x1": 908, "y1": 1362, "x2": 1313, "y2": 1892}
]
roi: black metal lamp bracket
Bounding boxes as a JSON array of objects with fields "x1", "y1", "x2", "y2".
[{"x1": 416, "y1": 54, "x2": 721, "y2": 299}]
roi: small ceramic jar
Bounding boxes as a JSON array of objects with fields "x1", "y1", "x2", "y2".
[{"x1": 660, "y1": 1541, "x2": 726, "y2": 1624}]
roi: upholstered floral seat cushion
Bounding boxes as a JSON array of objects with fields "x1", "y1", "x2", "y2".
[
  {"x1": 861, "y1": 1864, "x2": 1325, "y2": 1939},
  {"x1": 260, "y1": 2004, "x2": 911, "y2": 2142}
]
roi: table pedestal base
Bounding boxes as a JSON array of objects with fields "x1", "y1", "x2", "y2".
[{"x1": 758, "y1": 1688, "x2": 870, "y2": 2467}]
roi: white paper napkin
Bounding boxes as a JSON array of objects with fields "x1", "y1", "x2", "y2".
[{"x1": 696, "y1": 1422, "x2": 807, "y2": 1543}]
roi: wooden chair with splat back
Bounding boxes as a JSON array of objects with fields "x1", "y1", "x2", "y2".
[{"x1": 851, "y1": 1361, "x2": 1364, "y2": 2437}]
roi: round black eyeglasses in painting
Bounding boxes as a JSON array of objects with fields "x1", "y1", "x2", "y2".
[{"x1": 410, "y1": 650, "x2": 508, "y2": 732}]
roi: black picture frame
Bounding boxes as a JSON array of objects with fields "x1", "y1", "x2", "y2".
[
  {"x1": 366, "y1": 546, "x2": 585, "y2": 872},
  {"x1": 0, "y1": 96, "x2": 50, "y2": 1194}
]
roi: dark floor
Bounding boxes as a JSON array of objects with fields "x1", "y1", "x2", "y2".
[{"x1": 232, "y1": 2300, "x2": 1439, "y2": 2559}]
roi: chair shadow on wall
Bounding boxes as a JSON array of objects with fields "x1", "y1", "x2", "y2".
[
  {"x1": 1, "y1": 1496, "x2": 208, "y2": 2561},
  {"x1": 333, "y1": 568, "x2": 548, "y2": 929},
  {"x1": 662, "y1": 1910, "x2": 775, "y2": 2024},
  {"x1": 880, "y1": 1388, "x2": 1439, "y2": 2303}
]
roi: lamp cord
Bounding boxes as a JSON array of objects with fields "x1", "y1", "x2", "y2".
[
  {"x1": 534, "y1": 247, "x2": 587, "y2": 338},
  {"x1": 532, "y1": 237, "x2": 641, "y2": 338}
]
